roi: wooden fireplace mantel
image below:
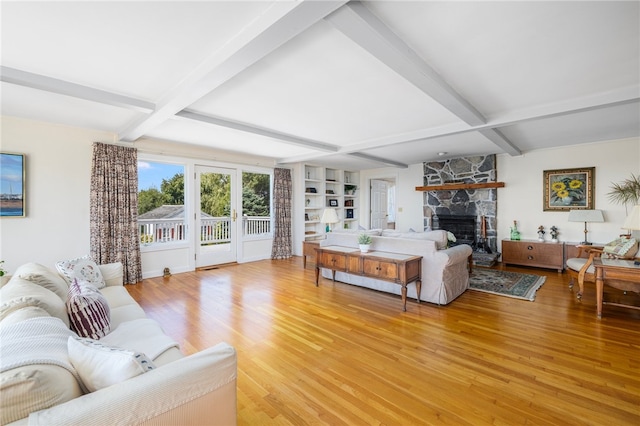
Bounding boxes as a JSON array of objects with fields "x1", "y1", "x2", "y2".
[{"x1": 415, "y1": 182, "x2": 505, "y2": 191}]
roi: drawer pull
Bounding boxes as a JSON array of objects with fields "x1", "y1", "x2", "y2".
[
  {"x1": 528, "y1": 256, "x2": 534, "y2": 260},
  {"x1": 527, "y1": 245, "x2": 533, "y2": 250}
]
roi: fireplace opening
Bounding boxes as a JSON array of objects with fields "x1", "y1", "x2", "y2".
[{"x1": 435, "y1": 214, "x2": 476, "y2": 248}]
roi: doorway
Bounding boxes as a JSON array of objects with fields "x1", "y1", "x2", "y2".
[{"x1": 195, "y1": 166, "x2": 237, "y2": 267}]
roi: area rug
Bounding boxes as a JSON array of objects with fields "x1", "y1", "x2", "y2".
[{"x1": 468, "y1": 268, "x2": 546, "y2": 301}]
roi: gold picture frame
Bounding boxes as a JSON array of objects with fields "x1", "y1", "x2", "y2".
[{"x1": 543, "y1": 167, "x2": 595, "y2": 211}]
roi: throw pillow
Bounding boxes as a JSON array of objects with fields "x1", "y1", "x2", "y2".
[
  {"x1": 67, "y1": 337, "x2": 156, "y2": 392},
  {"x1": 13, "y1": 262, "x2": 69, "y2": 301},
  {"x1": 56, "y1": 256, "x2": 106, "y2": 289},
  {"x1": 66, "y1": 279, "x2": 111, "y2": 340},
  {"x1": 603, "y1": 238, "x2": 638, "y2": 259},
  {"x1": 0, "y1": 278, "x2": 70, "y2": 327}
]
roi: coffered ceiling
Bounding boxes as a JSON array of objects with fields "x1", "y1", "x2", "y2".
[{"x1": 1, "y1": 1, "x2": 638, "y2": 169}]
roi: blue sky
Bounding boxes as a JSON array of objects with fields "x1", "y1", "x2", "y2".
[
  {"x1": 137, "y1": 161, "x2": 184, "y2": 191},
  {"x1": 1, "y1": 153, "x2": 24, "y2": 195}
]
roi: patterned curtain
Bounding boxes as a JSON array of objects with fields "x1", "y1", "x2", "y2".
[
  {"x1": 90, "y1": 143, "x2": 142, "y2": 284},
  {"x1": 271, "y1": 168, "x2": 293, "y2": 259}
]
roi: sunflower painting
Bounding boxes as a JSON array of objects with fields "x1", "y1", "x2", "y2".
[{"x1": 543, "y1": 167, "x2": 595, "y2": 211}]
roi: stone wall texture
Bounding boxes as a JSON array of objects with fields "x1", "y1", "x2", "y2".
[{"x1": 423, "y1": 155, "x2": 498, "y2": 253}]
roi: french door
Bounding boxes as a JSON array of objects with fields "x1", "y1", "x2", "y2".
[{"x1": 195, "y1": 166, "x2": 237, "y2": 267}]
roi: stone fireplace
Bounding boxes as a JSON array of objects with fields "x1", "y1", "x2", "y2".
[{"x1": 423, "y1": 155, "x2": 498, "y2": 254}]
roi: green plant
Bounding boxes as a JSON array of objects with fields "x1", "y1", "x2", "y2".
[
  {"x1": 358, "y1": 233, "x2": 372, "y2": 245},
  {"x1": 344, "y1": 184, "x2": 357, "y2": 191},
  {"x1": 0, "y1": 260, "x2": 6, "y2": 277},
  {"x1": 607, "y1": 173, "x2": 640, "y2": 207}
]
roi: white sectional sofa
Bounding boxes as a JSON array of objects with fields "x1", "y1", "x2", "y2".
[
  {"x1": 320, "y1": 229, "x2": 473, "y2": 305},
  {"x1": 0, "y1": 261, "x2": 237, "y2": 426}
]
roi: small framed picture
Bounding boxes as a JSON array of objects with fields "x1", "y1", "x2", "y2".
[
  {"x1": 329, "y1": 199, "x2": 338, "y2": 207},
  {"x1": 1, "y1": 152, "x2": 26, "y2": 217}
]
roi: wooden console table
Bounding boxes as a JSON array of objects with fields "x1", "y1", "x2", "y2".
[
  {"x1": 302, "y1": 240, "x2": 320, "y2": 268},
  {"x1": 315, "y1": 245, "x2": 422, "y2": 312},
  {"x1": 593, "y1": 258, "x2": 640, "y2": 318}
]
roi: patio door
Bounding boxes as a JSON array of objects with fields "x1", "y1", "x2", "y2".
[{"x1": 195, "y1": 166, "x2": 237, "y2": 267}]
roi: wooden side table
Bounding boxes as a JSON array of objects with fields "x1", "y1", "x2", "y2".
[
  {"x1": 302, "y1": 240, "x2": 320, "y2": 268},
  {"x1": 593, "y1": 258, "x2": 640, "y2": 318}
]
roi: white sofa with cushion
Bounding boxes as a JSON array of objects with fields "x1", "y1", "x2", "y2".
[
  {"x1": 0, "y1": 260, "x2": 237, "y2": 426},
  {"x1": 320, "y1": 229, "x2": 473, "y2": 305}
]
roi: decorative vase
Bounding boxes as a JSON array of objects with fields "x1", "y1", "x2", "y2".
[{"x1": 359, "y1": 244, "x2": 370, "y2": 253}]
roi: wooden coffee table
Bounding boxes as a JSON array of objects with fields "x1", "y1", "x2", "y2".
[{"x1": 315, "y1": 245, "x2": 422, "y2": 311}]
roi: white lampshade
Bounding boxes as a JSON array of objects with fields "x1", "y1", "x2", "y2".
[
  {"x1": 568, "y1": 209, "x2": 604, "y2": 245},
  {"x1": 321, "y1": 208, "x2": 339, "y2": 224},
  {"x1": 622, "y1": 205, "x2": 640, "y2": 230},
  {"x1": 567, "y1": 209, "x2": 604, "y2": 223}
]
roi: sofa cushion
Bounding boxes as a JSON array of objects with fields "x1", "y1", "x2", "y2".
[
  {"x1": 0, "y1": 306, "x2": 50, "y2": 328},
  {"x1": 13, "y1": 262, "x2": 69, "y2": 301},
  {"x1": 0, "y1": 278, "x2": 70, "y2": 327},
  {"x1": 0, "y1": 364, "x2": 83, "y2": 425},
  {"x1": 380, "y1": 229, "x2": 449, "y2": 249},
  {"x1": 99, "y1": 262, "x2": 123, "y2": 287},
  {"x1": 68, "y1": 337, "x2": 156, "y2": 392},
  {"x1": 56, "y1": 256, "x2": 106, "y2": 289},
  {"x1": 66, "y1": 280, "x2": 111, "y2": 340}
]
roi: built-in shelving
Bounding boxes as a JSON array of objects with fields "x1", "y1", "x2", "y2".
[{"x1": 303, "y1": 165, "x2": 359, "y2": 241}]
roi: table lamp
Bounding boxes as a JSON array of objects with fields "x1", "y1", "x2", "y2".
[
  {"x1": 622, "y1": 205, "x2": 640, "y2": 236},
  {"x1": 321, "y1": 208, "x2": 339, "y2": 233},
  {"x1": 568, "y1": 209, "x2": 604, "y2": 245}
]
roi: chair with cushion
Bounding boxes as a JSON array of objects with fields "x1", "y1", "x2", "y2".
[
  {"x1": 566, "y1": 245, "x2": 603, "y2": 299},
  {"x1": 566, "y1": 237, "x2": 639, "y2": 299}
]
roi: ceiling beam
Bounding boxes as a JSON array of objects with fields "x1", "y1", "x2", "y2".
[
  {"x1": 0, "y1": 66, "x2": 155, "y2": 113},
  {"x1": 325, "y1": 2, "x2": 486, "y2": 127},
  {"x1": 282, "y1": 90, "x2": 639, "y2": 162},
  {"x1": 348, "y1": 152, "x2": 408, "y2": 168},
  {"x1": 325, "y1": 2, "x2": 522, "y2": 156},
  {"x1": 175, "y1": 110, "x2": 339, "y2": 153},
  {"x1": 119, "y1": 0, "x2": 348, "y2": 142}
]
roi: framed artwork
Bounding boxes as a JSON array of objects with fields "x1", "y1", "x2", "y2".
[
  {"x1": 328, "y1": 199, "x2": 338, "y2": 207},
  {"x1": 1, "y1": 152, "x2": 26, "y2": 217},
  {"x1": 543, "y1": 167, "x2": 594, "y2": 211}
]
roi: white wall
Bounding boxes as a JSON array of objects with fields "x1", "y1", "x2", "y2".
[
  {"x1": 0, "y1": 116, "x2": 116, "y2": 271},
  {"x1": 497, "y1": 137, "x2": 639, "y2": 249}
]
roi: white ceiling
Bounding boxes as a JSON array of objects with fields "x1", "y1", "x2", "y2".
[{"x1": 1, "y1": 1, "x2": 638, "y2": 170}]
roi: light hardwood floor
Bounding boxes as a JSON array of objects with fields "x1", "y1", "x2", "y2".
[{"x1": 127, "y1": 257, "x2": 640, "y2": 425}]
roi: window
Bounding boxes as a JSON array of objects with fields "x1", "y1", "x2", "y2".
[
  {"x1": 242, "y1": 171, "x2": 271, "y2": 237},
  {"x1": 137, "y1": 160, "x2": 186, "y2": 245}
]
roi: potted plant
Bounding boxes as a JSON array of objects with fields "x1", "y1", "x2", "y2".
[
  {"x1": 344, "y1": 184, "x2": 357, "y2": 196},
  {"x1": 608, "y1": 173, "x2": 640, "y2": 211},
  {"x1": 358, "y1": 233, "x2": 372, "y2": 253}
]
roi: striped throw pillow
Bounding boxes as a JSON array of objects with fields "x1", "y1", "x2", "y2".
[{"x1": 66, "y1": 279, "x2": 111, "y2": 339}]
